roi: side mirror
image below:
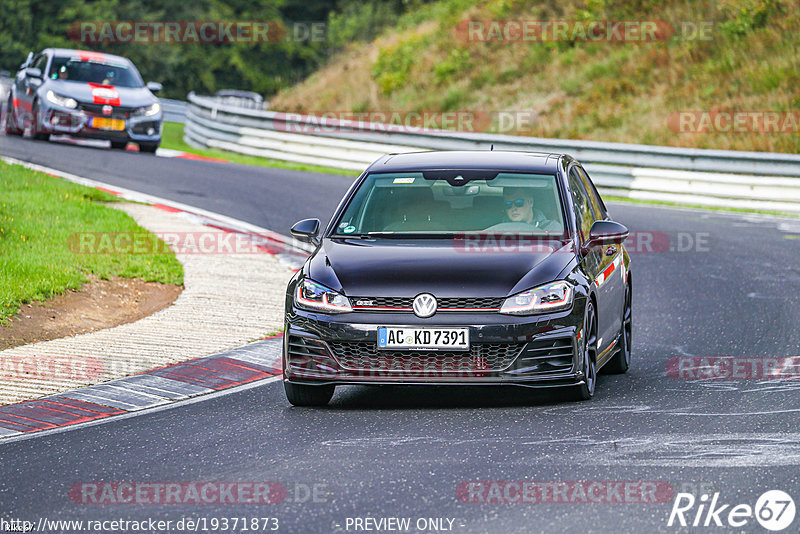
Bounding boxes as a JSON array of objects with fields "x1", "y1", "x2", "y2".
[
  {"x1": 583, "y1": 220, "x2": 628, "y2": 253},
  {"x1": 24, "y1": 67, "x2": 42, "y2": 79},
  {"x1": 146, "y1": 81, "x2": 162, "y2": 93},
  {"x1": 291, "y1": 218, "x2": 321, "y2": 245}
]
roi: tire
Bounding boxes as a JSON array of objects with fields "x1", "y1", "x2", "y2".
[
  {"x1": 4, "y1": 96, "x2": 23, "y2": 135},
  {"x1": 110, "y1": 141, "x2": 128, "y2": 150},
  {"x1": 31, "y1": 102, "x2": 49, "y2": 141},
  {"x1": 139, "y1": 142, "x2": 159, "y2": 154},
  {"x1": 604, "y1": 282, "x2": 632, "y2": 374},
  {"x1": 284, "y1": 381, "x2": 335, "y2": 407},
  {"x1": 573, "y1": 300, "x2": 597, "y2": 401}
]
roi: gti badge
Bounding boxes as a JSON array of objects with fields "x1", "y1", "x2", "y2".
[
  {"x1": 102, "y1": 105, "x2": 112, "y2": 116},
  {"x1": 412, "y1": 293, "x2": 437, "y2": 318}
]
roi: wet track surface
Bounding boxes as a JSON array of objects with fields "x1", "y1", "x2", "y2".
[{"x1": 2, "y1": 135, "x2": 800, "y2": 532}]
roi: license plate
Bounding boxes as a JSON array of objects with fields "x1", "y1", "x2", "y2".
[
  {"x1": 90, "y1": 117, "x2": 125, "y2": 131},
  {"x1": 377, "y1": 327, "x2": 469, "y2": 351}
]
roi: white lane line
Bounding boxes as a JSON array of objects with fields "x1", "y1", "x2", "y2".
[{"x1": 0, "y1": 427, "x2": 22, "y2": 437}]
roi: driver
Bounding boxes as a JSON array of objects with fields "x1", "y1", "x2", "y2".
[{"x1": 502, "y1": 187, "x2": 559, "y2": 231}]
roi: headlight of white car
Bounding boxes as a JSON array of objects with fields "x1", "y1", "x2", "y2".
[
  {"x1": 499, "y1": 281, "x2": 574, "y2": 315},
  {"x1": 134, "y1": 102, "x2": 160, "y2": 116},
  {"x1": 143, "y1": 102, "x2": 160, "y2": 116},
  {"x1": 295, "y1": 279, "x2": 352, "y2": 313},
  {"x1": 46, "y1": 90, "x2": 77, "y2": 109}
]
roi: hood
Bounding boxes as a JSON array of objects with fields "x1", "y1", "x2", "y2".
[
  {"x1": 306, "y1": 238, "x2": 576, "y2": 298},
  {"x1": 48, "y1": 80, "x2": 156, "y2": 108}
]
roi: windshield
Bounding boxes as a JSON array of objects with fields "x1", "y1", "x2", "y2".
[
  {"x1": 333, "y1": 171, "x2": 565, "y2": 237},
  {"x1": 48, "y1": 57, "x2": 143, "y2": 88}
]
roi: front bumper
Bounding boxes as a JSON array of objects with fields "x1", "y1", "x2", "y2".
[
  {"x1": 283, "y1": 299, "x2": 587, "y2": 388},
  {"x1": 39, "y1": 104, "x2": 162, "y2": 143}
]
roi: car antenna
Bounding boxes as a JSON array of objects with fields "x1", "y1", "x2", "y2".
[{"x1": 490, "y1": 144, "x2": 494, "y2": 151}]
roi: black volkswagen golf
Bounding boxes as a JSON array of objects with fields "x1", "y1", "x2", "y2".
[{"x1": 283, "y1": 151, "x2": 631, "y2": 406}]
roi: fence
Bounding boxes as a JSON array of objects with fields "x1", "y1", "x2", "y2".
[
  {"x1": 184, "y1": 93, "x2": 800, "y2": 213},
  {"x1": 160, "y1": 98, "x2": 188, "y2": 124}
]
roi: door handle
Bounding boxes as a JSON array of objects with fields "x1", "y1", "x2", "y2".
[{"x1": 605, "y1": 246, "x2": 617, "y2": 256}]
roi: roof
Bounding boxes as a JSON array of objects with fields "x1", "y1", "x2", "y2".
[
  {"x1": 46, "y1": 48, "x2": 132, "y2": 64},
  {"x1": 368, "y1": 151, "x2": 567, "y2": 174}
]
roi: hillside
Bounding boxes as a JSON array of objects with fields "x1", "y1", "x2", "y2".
[{"x1": 271, "y1": 0, "x2": 800, "y2": 153}]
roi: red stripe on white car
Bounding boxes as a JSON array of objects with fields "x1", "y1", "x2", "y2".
[
  {"x1": 87, "y1": 82, "x2": 120, "y2": 106},
  {"x1": 76, "y1": 51, "x2": 107, "y2": 63}
]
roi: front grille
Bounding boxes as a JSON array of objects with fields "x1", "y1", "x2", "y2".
[
  {"x1": 285, "y1": 335, "x2": 337, "y2": 378},
  {"x1": 78, "y1": 103, "x2": 137, "y2": 119},
  {"x1": 438, "y1": 297, "x2": 504, "y2": 310},
  {"x1": 329, "y1": 341, "x2": 523, "y2": 373},
  {"x1": 287, "y1": 335, "x2": 330, "y2": 358},
  {"x1": 512, "y1": 336, "x2": 575, "y2": 375},
  {"x1": 352, "y1": 297, "x2": 412, "y2": 309},
  {"x1": 351, "y1": 296, "x2": 503, "y2": 311}
]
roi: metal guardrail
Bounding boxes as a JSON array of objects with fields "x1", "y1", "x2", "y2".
[
  {"x1": 0, "y1": 76, "x2": 11, "y2": 103},
  {"x1": 185, "y1": 92, "x2": 800, "y2": 212},
  {"x1": 160, "y1": 98, "x2": 188, "y2": 124}
]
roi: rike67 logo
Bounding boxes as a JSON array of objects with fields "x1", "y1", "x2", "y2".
[{"x1": 668, "y1": 490, "x2": 796, "y2": 531}]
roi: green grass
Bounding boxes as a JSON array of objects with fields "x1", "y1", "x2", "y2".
[
  {"x1": 272, "y1": 0, "x2": 800, "y2": 154},
  {"x1": 0, "y1": 162, "x2": 183, "y2": 323},
  {"x1": 161, "y1": 122, "x2": 356, "y2": 176}
]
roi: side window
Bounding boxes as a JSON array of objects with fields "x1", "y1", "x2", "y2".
[
  {"x1": 576, "y1": 166, "x2": 606, "y2": 219},
  {"x1": 568, "y1": 167, "x2": 595, "y2": 243},
  {"x1": 33, "y1": 54, "x2": 47, "y2": 73}
]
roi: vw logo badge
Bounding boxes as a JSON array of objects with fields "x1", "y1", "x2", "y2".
[
  {"x1": 102, "y1": 105, "x2": 113, "y2": 116},
  {"x1": 412, "y1": 293, "x2": 437, "y2": 318}
]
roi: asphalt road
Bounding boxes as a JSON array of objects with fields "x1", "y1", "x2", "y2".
[
  {"x1": 0, "y1": 133, "x2": 358, "y2": 235},
  {"x1": 2, "y1": 135, "x2": 800, "y2": 533}
]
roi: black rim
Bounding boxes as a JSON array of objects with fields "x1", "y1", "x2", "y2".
[
  {"x1": 584, "y1": 304, "x2": 597, "y2": 394},
  {"x1": 623, "y1": 285, "x2": 632, "y2": 366}
]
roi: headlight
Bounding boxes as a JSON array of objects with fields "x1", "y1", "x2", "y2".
[
  {"x1": 137, "y1": 102, "x2": 160, "y2": 116},
  {"x1": 295, "y1": 279, "x2": 352, "y2": 313},
  {"x1": 499, "y1": 281, "x2": 574, "y2": 315},
  {"x1": 46, "y1": 90, "x2": 77, "y2": 109}
]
